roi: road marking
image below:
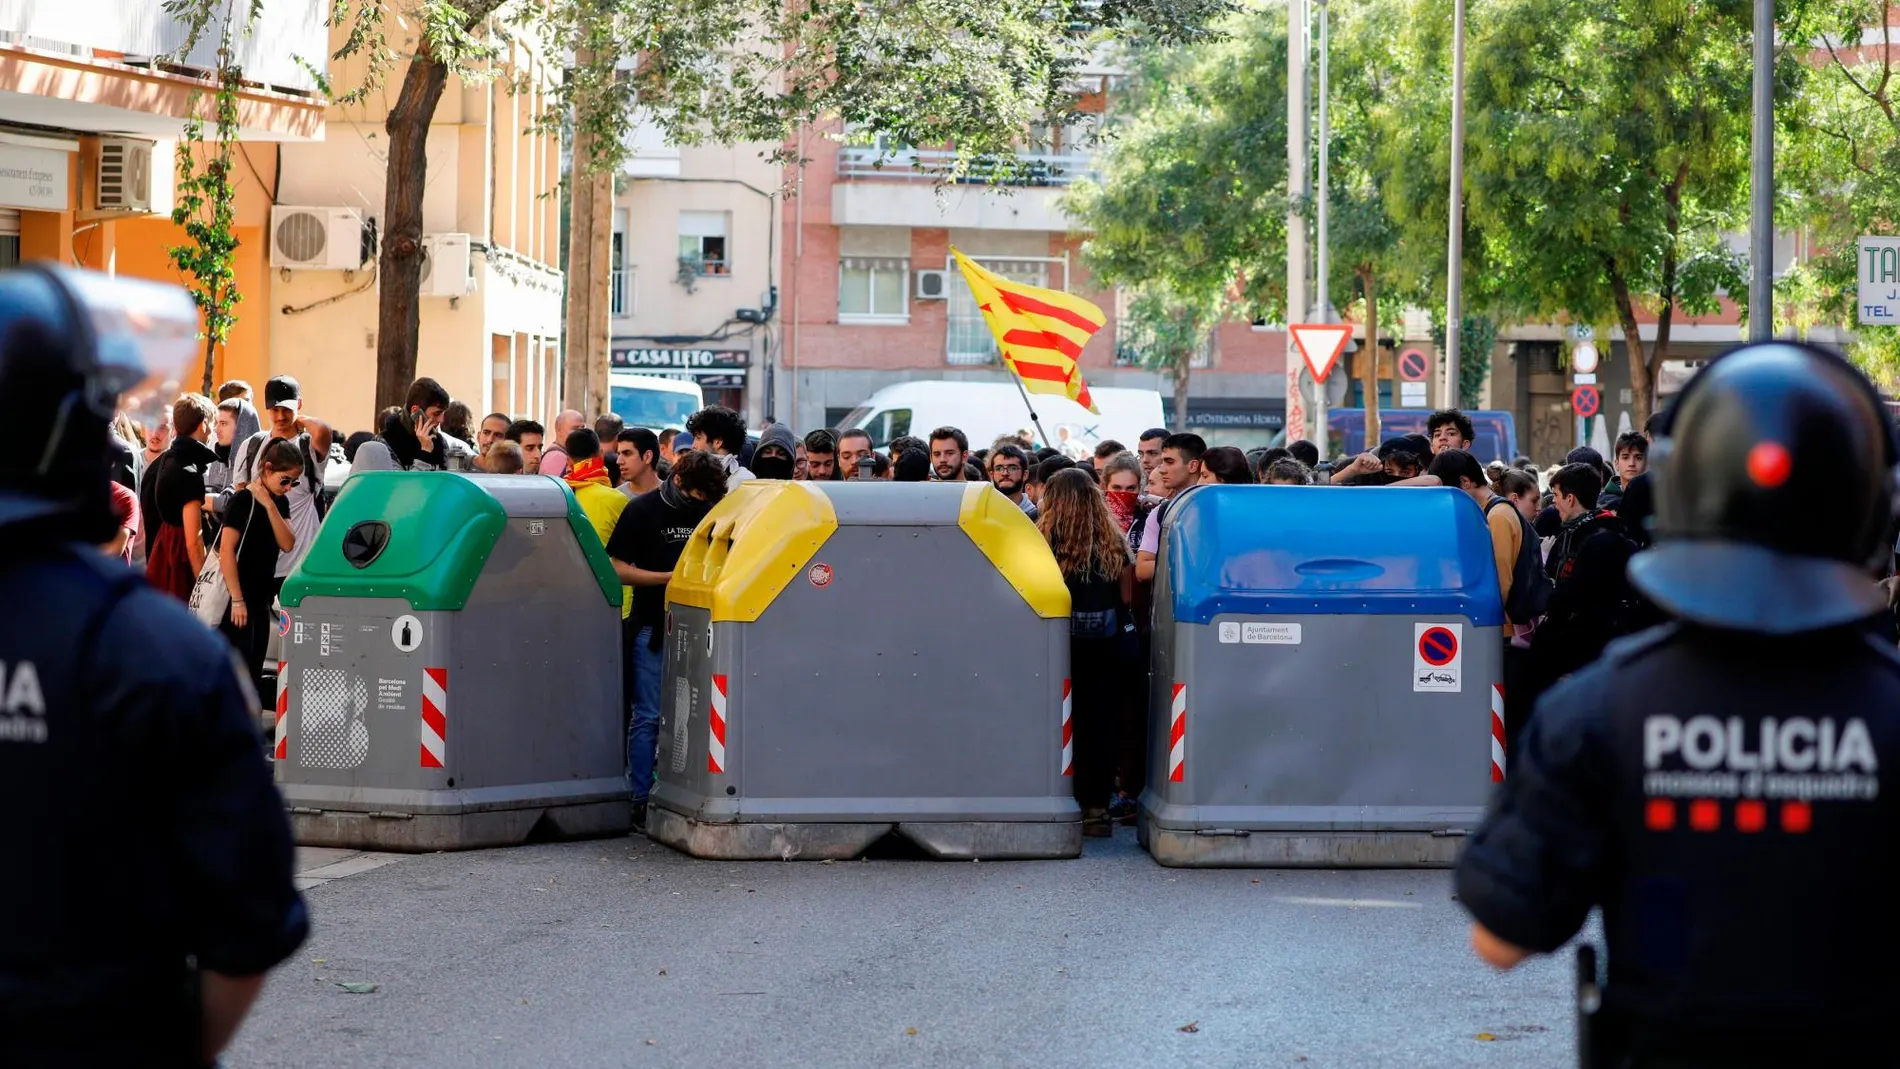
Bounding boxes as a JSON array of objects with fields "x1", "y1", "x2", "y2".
[
  {"x1": 294, "y1": 847, "x2": 405, "y2": 891},
  {"x1": 1276, "y1": 896, "x2": 1424, "y2": 909}
]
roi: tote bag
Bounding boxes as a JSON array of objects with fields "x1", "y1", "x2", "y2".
[{"x1": 188, "y1": 501, "x2": 254, "y2": 627}]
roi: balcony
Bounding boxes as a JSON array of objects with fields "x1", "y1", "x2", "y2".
[
  {"x1": 0, "y1": 0, "x2": 328, "y2": 140},
  {"x1": 836, "y1": 147, "x2": 1097, "y2": 187}
]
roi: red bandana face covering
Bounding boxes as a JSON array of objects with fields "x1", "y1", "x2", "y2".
[{"x1": 1105, "y1": 489, "x2": 1139, "y2": 532}]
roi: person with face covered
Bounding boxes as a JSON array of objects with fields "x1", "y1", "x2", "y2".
[
  {"x1": 605, "y1": 450, "x2": 729, "y2": 832},
  {"x1": 749, "y1": 423, "x2": 799, "y2": 480}
]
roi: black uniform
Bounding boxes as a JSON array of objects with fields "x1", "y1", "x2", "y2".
[
  {"x1": 1456, "y1": 340, "x2": 1900, "y2": 1068},
  {"x1": 1458, "y1": 622, "x2": 1900, "y2": 1064},
  {"x1": 0, "y1": 264, "x2": 308, "y2": 1067},
  {"x1": 0, "y1": 541, "x2": 310, "y2": 1066}
]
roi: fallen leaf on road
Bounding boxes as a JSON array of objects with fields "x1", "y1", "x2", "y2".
[
  {"x1": 658, "y1": 968, "x2": 668, "y2": 976},
  {"x1": 905, "y1": 1028, "x2": 918, "y2": 1036},
  {"x1": 646, "y1": 1039, "x2": 657, "y2": 1046},
  {"x1": 1178, "y1": 1022, "x2": 1199, "y2": 1034},
  {"x1": 820, "y1": 859, "x2": 836, "y2": 865},
  {"x1": 336, "y1": 982, "x2": 379, "y2": 995},
  {"x1": 1250, "y1": 879, "x2": 1260, "y2": 885},
  {"x1": 1475, "y1": 1033, "x2": 1498, "y2": 1042},
  {"x1": 312, "y1": 958, "x2": 325, "y2": 964}
]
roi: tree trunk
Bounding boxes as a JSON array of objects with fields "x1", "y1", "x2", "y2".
[
  {"x1": 563, "y1": 120, "x2": 597, "y2": 414},
  {"x1": 1171, "y1": 348, "x2": 1192, "y2": 433},
  {"x1": 201, "y1": 333, "x2": 217, "y2": 397},
  {"x1": 375, "y1": 55, "x2": 450, "y2": 418},
  {"x1": 1607, "y1": 260, "x2": 1651, "y2": 431},
  {"x1": 1359, "y1": 266, "x2": 1379, "y2": 446}
]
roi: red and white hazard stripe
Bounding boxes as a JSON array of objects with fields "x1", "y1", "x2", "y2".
[
  {"x1": 1060, "y1": 679, "x2": 1073, "y2": 777},
  {"x1": 274, "y1": 661, "x2": 288, "y2": 760},
  {"x1": 1168, "y1": 683, "x2": 1187, "y2": 783},
  {"x1": 420, "y1": 667, "x2": 448, "y2": 769},
  {"x1": 707, "y1": 674, "x2": 728, "y2": 775},
  {"x1": 1490, "y1": 683, "x2": 1506, "y2": 782}
]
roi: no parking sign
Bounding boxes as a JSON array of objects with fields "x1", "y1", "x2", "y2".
[{"x1": 1413, "y1": 623, "x2": 1463, "y2": 693}]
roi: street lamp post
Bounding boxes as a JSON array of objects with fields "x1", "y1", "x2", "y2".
[
  {"x1": 1287, "y1": 0, "x2": 1310, "y2": 446},
  {"x1": 1749, "y1": 0, "x2": 1773, "y2": 341},
  {"x1": 1314, "y1": 0, "x2": 1330, "y2": 460},
  {"x1": 1444, "y1": 0, "x2": 1466, "y2": 409}
]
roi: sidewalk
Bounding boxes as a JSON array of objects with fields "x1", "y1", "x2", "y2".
[{"x1": 293, "y1": 847, "x2": 405, "y2": 892}]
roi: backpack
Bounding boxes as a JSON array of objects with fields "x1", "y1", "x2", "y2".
[
  {"x1": 1485, "y1": 496, "x2": 1552, "y2": 624},
  {"x1": 240, "y1": 432, "x2": 327, "y2": 520}
]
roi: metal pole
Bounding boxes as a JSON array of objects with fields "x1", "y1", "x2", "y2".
[
  {"x1": 1009, "y1": 372, "x2": 1053, "y2": 449},
  {"x1": 1286, "y1": 0, "x2": 1310, "y2": 446},
  {"x1": 1314, "y1": 0, "x2": 1330, "y2": 460},
  {"x1": 1444, "y1": 0, "x2": 1466, "y2": 409},
  {"x1": 1748, "y1": 0, "x2": 1773, "y2": 340}
]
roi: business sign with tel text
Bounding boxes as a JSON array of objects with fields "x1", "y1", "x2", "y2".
[{"x1": 1860, "y1": 236, "x2": 1900, "y2": 325}]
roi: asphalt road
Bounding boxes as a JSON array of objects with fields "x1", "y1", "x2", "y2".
[{"x1": 229, "y1": 830, "x2": 1580, "y2": 1069}]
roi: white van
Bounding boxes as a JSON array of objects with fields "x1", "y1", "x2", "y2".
[
  {"x1": 839, "y1": 380, "x2": 1166, "y2": 454},
  {"x1": 608, "y1": 372, "x2": 703, "y2": 431}
]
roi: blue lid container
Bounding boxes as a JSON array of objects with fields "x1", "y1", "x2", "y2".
[{"x1": 1165, "y1": 485, "x2": 1506, "y2": 625}]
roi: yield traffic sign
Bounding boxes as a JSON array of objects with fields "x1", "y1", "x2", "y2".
[
  {"x1": 1290, "y1": 323, "x2": 1352, "y2": 384},
  {"x1": 1571, "y1": 385, "x2": 1601, "y2": 419}
]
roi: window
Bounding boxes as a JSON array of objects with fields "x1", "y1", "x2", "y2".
[
  {"x1": 678, "y1": 211, "x2": 729, "y2": 276},
  {"x1": 610, "y1": 211, "x2": 630, "y2": 317},
  {"x1": 838, "y1": 406, "x2": 911, "y2": 447},
  {"x1": 839, "y1": 256, "x2": 909, "y2": 323}
]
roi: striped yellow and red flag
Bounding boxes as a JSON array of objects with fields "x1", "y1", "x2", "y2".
[{"x1": 951, "y1": 248, "x2": 1104, "y2": 414}]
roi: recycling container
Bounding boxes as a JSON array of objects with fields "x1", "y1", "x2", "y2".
[
  {"x1": 649, "y1": 480, "x2": 1079, "y2": 861},
  {"x1": 275, "y1": 472, "x2": 630, "y2": 851},
  {"x1": 1140, "y1": 485, "x2": 1506, "y2": 868}
]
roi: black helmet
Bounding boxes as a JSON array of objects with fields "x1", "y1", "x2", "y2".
[
  {"x1": 1629, "y1": 341, "x2": 1899, "y2": 634},
  {"x1": 0, "y1": 265, "x2": 198, "y2": 536}
]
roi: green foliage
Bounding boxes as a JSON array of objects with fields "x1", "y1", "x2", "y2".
[
  {"x1": 542, "y1": 0, "x2": 1235, "y2": 175},
  {"x1": 1779, "y1": 0, "x2": 1900, "y2": 390},
  {"x1": 166, "y1": 6, "x2": 249, "y2": 396},
  {"x1": 1429, "y1": 313, "x2": 1498, "y2": 409}
]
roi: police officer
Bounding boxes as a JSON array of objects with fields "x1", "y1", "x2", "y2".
[
  {"x1": 0, "y1": 265, "x2": 309, "y2": 1067},
  {"x1": 1454, "y1": 340, "x2": 1900, "y2": 1067}
]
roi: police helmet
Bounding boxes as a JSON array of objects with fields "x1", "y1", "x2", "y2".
[
  {"x1": 1629, "y1": 341, "x2": 1900, "y2": 634},
  {"x1": 0, "y1": 264, "x2": 198, "y2": 532}
]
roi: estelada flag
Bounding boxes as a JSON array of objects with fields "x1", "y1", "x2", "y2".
[{"x1": 951, "y1": 248, "x2": 1104, "y2": 414}]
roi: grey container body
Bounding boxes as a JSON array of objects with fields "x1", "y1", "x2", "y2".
[
  {"x1": 649, "y1": 486, "x2": 1080, "y2": 861},
  {"x1": 1140, "y1": 508, "x2": 1502, "y2": 869},
  {"x1": 277, "y1": 503, "x2": 629, "y2": 851}
]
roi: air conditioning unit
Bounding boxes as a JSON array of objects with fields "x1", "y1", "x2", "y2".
[
  {"x1": 915, "y1": 268, "x2": 950, "y2": 300},
  {"x1": 270, "y1": 206, "x2": 367, "y2": 270},
  {"x1": 419, "y1": 233, "x2": 475, "y2": 298},
  {"x1": 96, "y1": 138, "x2": 155, "y2": 212}
]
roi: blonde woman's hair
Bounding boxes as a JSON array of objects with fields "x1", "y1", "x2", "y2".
[{"x1": 1037, "y1": 468, "x2": 1130, "y2": 582}]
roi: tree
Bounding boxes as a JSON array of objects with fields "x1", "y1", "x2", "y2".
[
  {"x1": 1781, "y1": 0, "x2": 1900, "y2": 389},
  {"x1": 178, "y1": 0, "x2": 1234, "y2": 413},
  {"x1": 164, "y1": 0, "x2": 254, "y2": 396},
  {"x1": 1452, "y1": 0, "x2": 1760, "y2": 427},
  {"x1": 1063, "y1": 15, "x2": 1292, "y2": 421}
]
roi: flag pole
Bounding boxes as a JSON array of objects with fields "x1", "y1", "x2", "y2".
[{"x1": 1008, "y1": 370, "x2": 1053, "y2": 449}]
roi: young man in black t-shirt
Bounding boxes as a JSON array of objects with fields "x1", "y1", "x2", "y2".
[{"x1": 604, "y1": 449, "x2": 729, "y2": 829}]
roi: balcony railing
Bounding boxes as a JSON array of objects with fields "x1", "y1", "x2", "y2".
[
  {"x1": 837, "y1": 147, "x2": 1096, "y2": 187},
  {"x1": 0, "y1": 0, "x2": 327, "y2": 95}
]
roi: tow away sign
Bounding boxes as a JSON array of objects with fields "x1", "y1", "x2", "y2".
[{"x1": 1860, "y1": 236, "x2": 1900, "y2": 325}]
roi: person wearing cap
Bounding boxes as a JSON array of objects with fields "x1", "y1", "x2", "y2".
[
  {"x1": 0, "y1": 265, "x2": 307, "y2": 1065},
  {"x1": 232, "y1": 375, "x2": 333, "y2": 594},
  {"x1": 1454, "y1": 341, "x2": 1900, "y2": 1066}
]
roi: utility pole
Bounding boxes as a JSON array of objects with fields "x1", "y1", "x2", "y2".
[
  {"x1": 1444, "y1": 0, "x2": 1467, "y2": 409},
  {"x1": 1313, "y1": 0, "x2": 1330, "y2": 460},
  {"x1": 1286, "y1": 0, "x2": 1310, "y2": 445},
  {"x1": 1748, "y1": 0, "x2": 1773, "y2": 341}
]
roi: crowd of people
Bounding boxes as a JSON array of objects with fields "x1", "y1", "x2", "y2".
[{"x1": 114, "y1": 375, "x2": 1900, "y2": 838}]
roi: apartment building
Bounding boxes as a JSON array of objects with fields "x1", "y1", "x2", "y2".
[
  {"x1": 0, "y1": 0, "x2": 326, "y2": 414},
  {"x1": 611, "y1": 126, "x2": 778, "y2": 420},
  {"x1": 270, "y1": 22, "x2": 563, "y2": 431}
]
